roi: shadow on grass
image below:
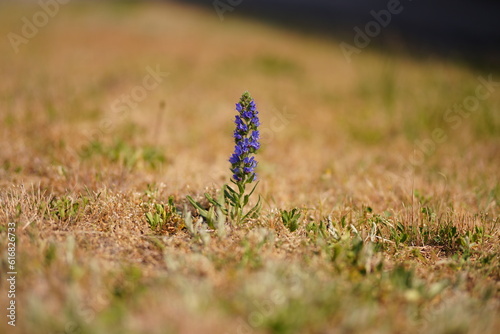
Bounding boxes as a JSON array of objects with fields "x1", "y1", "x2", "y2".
[{"x1": 173, "y1": 0, "x2": 500, "y2": 72}]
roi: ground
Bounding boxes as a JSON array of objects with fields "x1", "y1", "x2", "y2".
[{"x1": 0, "y1": 1, "x2": 499, "y2": 334}]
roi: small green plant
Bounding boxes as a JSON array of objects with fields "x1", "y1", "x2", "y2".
[
  {"x1": 305, "y1": 221, "x2": 323, "y2": 236},
  {"x1": 144, "y1": 196, "x2": 183, "y2": 233},
  {"x1": 145, "y1": 203, "x2": 167, "y2": 230},
  {"x1": 382, "y1": 216, "x2": 487, "y2": 258},
  {"x1": 326, "y1": 232, "x2": 384, "y2": 276},
  {"x1": 388, "y1": 222, "x2": 409, "y2": 246},
  {"x1": 187, "y1": 189, "x2": 227, "y2": 231},
  {"x1": 47, "y1": 196, "x2": 89, "y2": 222},
  {"x1": 281, "y1": 208, "x2": 301, "y2": 232},
  {"x1": 305, "y1": 216, "x2": 343, "y2": 242},
  {"x1": 181, "y1": 205, "x2": 212, "y2": 244},
  {"x1": 389, "y1": 265, "x2": 448, "y2": 302}
]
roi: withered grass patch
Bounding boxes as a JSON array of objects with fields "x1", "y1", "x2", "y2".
[{"x1": 0, "y1": 1, "x2": 499, "y2": 333}]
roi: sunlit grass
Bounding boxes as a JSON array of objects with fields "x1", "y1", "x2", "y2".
[{"x1": 0, "y1": 1, "x2": 499, "y2": 333}]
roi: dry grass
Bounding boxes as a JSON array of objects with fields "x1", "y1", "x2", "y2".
[{"x1": 0, "y1": 1, "x2": 499, "y2": 333}]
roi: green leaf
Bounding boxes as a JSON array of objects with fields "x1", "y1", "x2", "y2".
[
  {"x1": 225, "y1": 184, "x2": 238, "y2": 196},
  {"x1": 145, "y1": 212, "x2": 154, "y2": 224},
  {"x1": 243, "y1": 194, "x2": 250, "y2": 206},
  {"x1": 205, "y1": 193, "x2": 223, "y2": 208},
  {"x1": 186, "y1": 195, "x2": 209, "y2": 217},
  {"x1": 237, "y1": 182, "x2": 245, "y2": 194},
  {"x1": 224, "y1": 189, "x2": 237, "y2": 206},
  {"x1": 241, "y1": 196, "x2": 261, "y2": 222},
  {"x1": 206, "y1": 206, "x2": 216, "y2": 229},
  {"x1": 247, "y1": 181, "x2": 259, "y2": 198}
]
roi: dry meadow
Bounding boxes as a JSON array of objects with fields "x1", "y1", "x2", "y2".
[{"x1": 0, "y1": 1, "x2": 499, "y2": 333}]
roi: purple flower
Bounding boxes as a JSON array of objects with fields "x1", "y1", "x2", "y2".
[
  {"x1": 251, "y1": 117, "x2": 260, "y2": 127},
  {"x1": 229, "y1": 92, "x2": 260, "y2": 183},
  {"x1": 242, "y1": 110, "x2": 254, "y2": 119},
  {"x1": 229, "y1": 153, "x2": 239, "y2": 164}
]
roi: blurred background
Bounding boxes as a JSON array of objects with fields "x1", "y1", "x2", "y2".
[
  {"x1": 0, "y1": 0, "x2": 499, "y2": 206},
  {"x1": 1, "y1": 2, "x2": 500, "y2": 334},
  {"x1": 177, "y1": 0, "x2": 500, "y2": 69}
]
